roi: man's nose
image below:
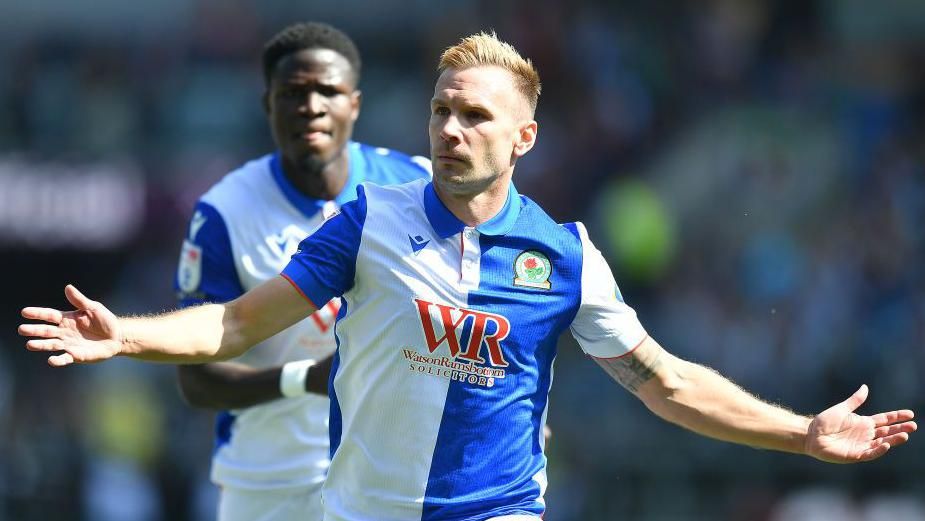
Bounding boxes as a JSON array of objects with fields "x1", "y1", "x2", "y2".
[
  {"x1": 300, "y1": 91, "x2": 326, "y2": 116},
  {"x1": 439, "y1": 115, "x2": 461, "y2": 142}
]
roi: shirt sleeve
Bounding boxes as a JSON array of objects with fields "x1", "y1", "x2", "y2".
[
  {"x1": 174, "y1": 201, "x2": 245, "y2": 308},
  {"x1": 568, "y1": 222, "x2": 648, "y2": 358},
  {"x1": 282, "y1": 185, "x2": 367, "y2": 307},
  {"x1": 409, "y1": 155, "x2": 433, "y2": 178}
]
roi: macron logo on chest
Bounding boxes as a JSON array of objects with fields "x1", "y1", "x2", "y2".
[
  {"x1": 408, "y1": 234, "x2": 430, "y2": 256},
  {"x1": 256, "y1": 224, "x2": 311, "y2": 271}
]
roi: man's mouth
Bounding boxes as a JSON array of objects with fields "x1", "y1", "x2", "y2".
[
  {"x1": 437, "y1": 154, "x2": 467, "y2": 163},
  {"x1": 298, "y1": 130, "x2": 330, "y2": 143}
]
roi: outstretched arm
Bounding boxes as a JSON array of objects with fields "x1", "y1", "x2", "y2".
[
  {"x1": 177, "y1": 355, "x2": 333, "y2": 409},
  {"x1": 596, "y1": 337, "x2": 916, "y2": 463},
  {"x1": 19, "y1": 277, "x2": 316, "y2": 366}
]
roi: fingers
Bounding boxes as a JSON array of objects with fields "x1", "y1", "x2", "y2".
[
  {"x1": 858, "y1": 442, "x2": 891, "y2": 462},
  {"x1": 21, "y1": 307, "x2": 64, "y2": 324},
  {"x1": 26, "y1": 339, "x2": 63, "y2": 352},
  {"x1": 871, "y1": 409, "x2": 915, "y2": 426},
  {"x1": 48, "y1": 353, "x2": 74, "y2": 367},
  {"x1": 19, "y1": 323, "x2": 62, "y2": 339},
  {"x1": 858, "y1": 431, "x2": 914, "y2": 462},
  {"x1": 874, "y1": 421, "x2": 918, "y2": 439},
  {"x1": 878, "y1": 432, "x2": 912, "y2": 449},
  {"x1": 841, "y1": 384, "x2": 869, "y2": 412},
  {"x1": 64, "y1": 284, "x2": 93, "y2": 311},
  {"x1": 32, "y1": 342, "x2": 75, "y2": 365}
]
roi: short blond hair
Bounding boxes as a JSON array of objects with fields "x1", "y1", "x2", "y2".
[{"x1": 438, "y1": 31, "x2": 541, "y2": 114}]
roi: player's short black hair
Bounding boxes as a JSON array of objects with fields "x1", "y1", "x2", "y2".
[{"x1": 262, "y1": 22, "x2": 362, "y2": 86}]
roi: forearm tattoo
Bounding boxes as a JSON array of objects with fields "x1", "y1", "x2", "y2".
[{"x1": 594, "y1": 346, "x2": 664, "y2": 393}]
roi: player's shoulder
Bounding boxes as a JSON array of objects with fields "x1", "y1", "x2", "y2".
[
  {"x1": 560, "y1": 221, "x2": 589, "y2": 244},
  {"x1": 360, "y1": 176, "x2": 429, "y2": 204},
  {"x1": 352, "y1": 141, "x2": 432, "y2": 183},
  {"x1": 516, "y1": 195, "x2": 586, "y2": 242},
  {"x1": 353, "y1": 178, "x2": 429, "y2": 224},
  {"x1": 199, "y1": 153, "x2": 275, "y2": 212}
]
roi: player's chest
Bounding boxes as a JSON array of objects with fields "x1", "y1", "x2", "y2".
[
  {"x1": 356, "y1": 233, "x2": 576, "y2": 331},
  {"x1": 230, "y1": 205, "x2": 336, "y2": 288}
]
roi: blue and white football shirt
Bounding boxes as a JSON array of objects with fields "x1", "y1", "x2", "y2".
[
  {"x1": 282, "y1": 179, "x2": 647, "y2": 521},
  {"x1": 174, "y1": 142, "x2": 431, "y2": 492}
]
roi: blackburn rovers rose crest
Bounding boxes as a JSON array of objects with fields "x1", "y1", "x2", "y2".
[{"x1": 513, "y1": 250, "x2": 551, "y2": 289}]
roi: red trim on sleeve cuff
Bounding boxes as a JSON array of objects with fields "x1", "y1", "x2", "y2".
[
  {"x1": 280, "y1": 273, "x2": 320, "y2": 310},
  {"x1": 590, "y1": 334, "x2": 649, "y2": 361}
]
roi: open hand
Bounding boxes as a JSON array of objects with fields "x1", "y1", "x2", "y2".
[
  {"x1": 805, "y1": 385, "x2": 916, "y2": 463},
  {"x1": 19, "y1": 285, "x2": 122, "y2": 367}
]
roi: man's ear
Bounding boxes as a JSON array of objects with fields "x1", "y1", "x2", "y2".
[
  {"x1": 261, "y1": 90, "x2": 271, "y2": 115},
  {"x1": 351, "y1": 90, "x2": 362, "y2": 122},
  {"x1": 513, "y1": 120, "x2": 538, "y2": 159}
]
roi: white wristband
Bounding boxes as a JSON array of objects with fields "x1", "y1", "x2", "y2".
[{"x1": 280, "y1": 360, "x2": 316, "y2": 398}]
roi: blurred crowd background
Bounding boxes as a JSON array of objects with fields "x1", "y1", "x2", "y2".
[{"x1": 1, "y1": 1, "x2": 923, "y2": 520}]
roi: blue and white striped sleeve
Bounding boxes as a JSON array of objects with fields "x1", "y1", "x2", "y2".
[
  {"x1": 282, "y1": 185, "x2": 368, "y2": 307},
  {"x1": 568, "y1": 222, "x2": 648, "y2": 358}
]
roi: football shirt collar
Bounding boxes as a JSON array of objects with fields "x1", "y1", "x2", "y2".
[
  {"x1": 423, "y1": 180, "x2": 522, "y2": 239},
  {"x1": 270, "y1": 142, "x2": 363, "y2": 218}
]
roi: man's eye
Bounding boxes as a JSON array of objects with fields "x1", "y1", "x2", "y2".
[
  {"x1": 433, "y1": 106, "x2": 450, "y2": 116},
  {"x1": 466, "y1": 111, "x2": 487, "y2": 121}
]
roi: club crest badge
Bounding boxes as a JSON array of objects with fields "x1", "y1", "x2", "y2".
[{"x1": 513, "y1": 250, "x2": 552, "y2": 290}]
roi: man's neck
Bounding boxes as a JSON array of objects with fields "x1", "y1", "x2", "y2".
[
  {"x1": 280, "y1": 150, "x2": 350, "y2": 201},
  {"x1": 434, "y1": 175, "x2": 511, "y2": 227}
]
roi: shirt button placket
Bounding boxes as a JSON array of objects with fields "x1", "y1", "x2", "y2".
[{"x1": 460, "y1": 228, "x2": 479, "y2": 288}]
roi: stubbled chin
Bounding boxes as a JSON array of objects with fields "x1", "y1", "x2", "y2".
[
  {"x1": 434, "y1": 173, "x2": 479, "y2": 195},
  {"x1": 434, "y1": 161, "x2": 470, "y2": 177},
  {"x1": 433, "y1": 169, "x2": 465, "y2": 184}
]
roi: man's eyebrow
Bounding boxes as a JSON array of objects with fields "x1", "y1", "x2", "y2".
[
  {"x1": 430, "y1": 97, "x2": 491, "y2": 111},
  {"x1": 463, "y1": 102, "x2": 491, "y2": 111}
]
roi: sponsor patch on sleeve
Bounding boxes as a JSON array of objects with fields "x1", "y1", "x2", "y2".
[{"x1": 177, "y1": 239, "x2": 203, "y2": 293}]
